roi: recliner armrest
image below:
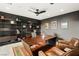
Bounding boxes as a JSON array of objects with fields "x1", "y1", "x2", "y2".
[{"x1": 38, "y1": 50, "x2": 46, "y2": 56}]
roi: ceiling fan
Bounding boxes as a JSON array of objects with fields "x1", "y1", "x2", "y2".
[{"x1": 28, "y1": 8, "x2": 46, "y2": 16}]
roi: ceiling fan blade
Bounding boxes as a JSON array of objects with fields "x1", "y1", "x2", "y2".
[
  {"x1": 31, "y1": 7, "x2": 40, "y2": 12},
  {"x1": 39, "y1": 11, "x2": 46, "y2": 14}
]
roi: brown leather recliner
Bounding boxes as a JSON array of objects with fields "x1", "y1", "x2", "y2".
[
  {"x1": 38, "y1": 47, "x2": 79, "y2": 56},
  {"x1": 22, "y1": 40, "x2": 33, "y2": 56},
  {"x1": 56, "y1": 38, "x2": 79, "y2": 50},
  {"x1": 12, "y1": 40, "x2": 33, "y2": 56},
  {"x1": 63, "y1": 48, "x2": 79, "y2": 56},
  {"x1": 38, "y1": 47, "x2": 65, "y2": 56},
  {"x1": 68, "y1": 38, "x2": 79, "y2": 48},
  {"x1": 38, "y1": 38, "x2": 79, "y2": 56}
]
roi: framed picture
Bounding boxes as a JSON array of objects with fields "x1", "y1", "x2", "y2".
[
  {"x1": 61, "y1": 21, "x2": 68, "y2": 29},
  {"x1": 50, "y1": 21, "x2": 57, "y2": 29},
  {"x1": 44, "y1": 23, "x2": 49, "y2": 29}
]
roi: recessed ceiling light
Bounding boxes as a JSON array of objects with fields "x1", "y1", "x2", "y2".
[{"x1": 60, "y1": 9, "x2": 64, "y2": 12}]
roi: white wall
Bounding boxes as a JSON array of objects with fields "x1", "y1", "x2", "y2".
[{"x1": 41, "y1": 11, "x2": 79, "y2": 40}]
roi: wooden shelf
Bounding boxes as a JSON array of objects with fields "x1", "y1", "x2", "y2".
[{"x1": 0, "y1": 19, "x2": 17, "y2": 36}]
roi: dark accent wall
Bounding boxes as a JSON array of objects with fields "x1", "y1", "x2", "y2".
[
  {"x1": 0, "y1": 11, "x2": 41, "y2": 37},
  {"x1": 41, "y1": 11, "x2": 79, "y2": 39}
]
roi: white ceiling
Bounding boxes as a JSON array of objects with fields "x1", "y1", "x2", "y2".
[{"x1": 0, "y1": 3, "x2": 79, "y2": 20}]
